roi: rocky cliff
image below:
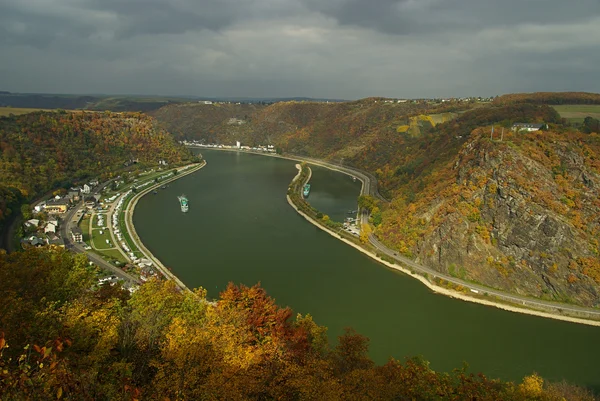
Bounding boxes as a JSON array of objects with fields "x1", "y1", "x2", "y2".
[{"x1": 378, "y1": 130, "x2": 600, "y2": 306}]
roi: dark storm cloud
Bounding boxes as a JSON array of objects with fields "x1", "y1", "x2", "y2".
[
  {"x1": 0, "y1": 0, "x2": 599, "y2": 98},
  {"x1": 0, "y1": 1, "x2": 97, "y2": 48},
  {"x1": 301, "y1": 0, "x2": 600, "y2": 35},
  {"x1": 84, "y1": 0, "x2": 237, "y2": 38}
]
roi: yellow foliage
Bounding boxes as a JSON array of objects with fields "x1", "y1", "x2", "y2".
[
  {"x1": 519, "y1": 373, "x2": 544, "y2": 398},
  {"x1": 62, "y1": 298, "x2": 120, "y2": 363},
  {"x1": 396, "y1": 125, "x2": 409, "y2": 133},
  {"x1": 360, "y1": 223, "x2": 372, "y2": 244}
]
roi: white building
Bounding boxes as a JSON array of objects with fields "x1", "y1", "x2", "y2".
[
  {"x1": 236, "y1": 141, "x2": 241, "y2": 149},
  {"x1": 511, "y1": 123, "x2": 546, "y2": 132},
  {"x1": 44, "y1": 222, "x2": 57, "y2": 234}
]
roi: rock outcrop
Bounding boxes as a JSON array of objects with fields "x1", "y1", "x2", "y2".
[{"x1": 395, "y1": 131, "x2": 600, "y2": 306}]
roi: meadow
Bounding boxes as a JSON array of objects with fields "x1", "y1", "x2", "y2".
[
  {"x1": 0, "y1": 107, "x2": 53, "y2": 116},
  {"x1": 552, "y1": 104, "x2": 600, "y2": 123}
]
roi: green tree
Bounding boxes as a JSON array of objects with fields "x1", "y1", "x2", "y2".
[{"x1": 20, "y1": 203, "x2": 31, "y2": 220}]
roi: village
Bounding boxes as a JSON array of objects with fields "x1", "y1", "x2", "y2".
[
  {"x1": 19, "y1": 165, "x2": 181, "y2": 290},
  {"x1": 181, "y1": 139, "x2": 277, "y2": 153}
]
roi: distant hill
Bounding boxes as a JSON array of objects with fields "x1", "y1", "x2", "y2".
[
  {"x1": 0, "y1": 92, "x2": 347, "y2": 113},
  {"x1": 494, "y1": 92, "x2": 600, "y2": 105},
  {"x1": 0, "y1": 93, "x2": 187, "y2": 112}
]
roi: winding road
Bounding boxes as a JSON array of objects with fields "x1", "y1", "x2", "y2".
[{"x1": 61, "y1": 199, "x2": 141, "y2": 284}]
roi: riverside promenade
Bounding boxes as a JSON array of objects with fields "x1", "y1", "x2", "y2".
[{"x1": 122, "y1": 161, "x2": 206, "y2": 292}]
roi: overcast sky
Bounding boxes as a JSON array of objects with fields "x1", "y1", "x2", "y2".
[{"x1": 1, "y1": 0, "x2": 599, "y2": 99}]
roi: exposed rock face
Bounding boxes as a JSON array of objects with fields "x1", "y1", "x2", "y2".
[{"x1": 406, "y1": 132, "x2": 600, "y2": 306}]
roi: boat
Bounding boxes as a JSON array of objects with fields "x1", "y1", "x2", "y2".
[
  {"x1": 303, "y1": 183, "x2": 311, "y2": 197},
  {"x1": 178, "y1": 195, "x2": 189, "y2": 212}
]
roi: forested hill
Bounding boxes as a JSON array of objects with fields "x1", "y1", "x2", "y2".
[
  {"x1": 494, "y1": 92, "x2": 600, "y2": 105},
  {"x1": 0, "y1": 111, "x2": 192, "y2": 227},
  {"x1": 151, "y1": 98, "x2": 463, "y2": 154},
  {"x1": 152, "y1": 96, "x2": 600, "y2": 306},
  {"x1": 0, "y1": 247, "x2": 594, "y2": 400},
  {"x1": 150, "y1": 102, "x2": 267, "y2": 141}
]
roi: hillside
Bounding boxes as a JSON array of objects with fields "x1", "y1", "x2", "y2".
[
  {"x1": 0, "y1": 247, "x2": 594, "y2": 400},
  {"x1": 150, "y1": 102, "x2": 266, "y2": 141},
  {"x1": 0, "y1": 93, "x2": 188, "y2": 113},
  {"x1": 0, "y1": 111, "x2": 192, "y2": 227},
  {"x1": 494, "y1": 92, "x2": 600, "y2": 106},
  {"x1": 151, "y1": 97, "x2": 600, "y2": 306},
  {"x1": 152, "y1": 98, "x2": 464, "y2": 158}
]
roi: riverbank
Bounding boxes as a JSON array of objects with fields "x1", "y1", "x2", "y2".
[
  {"x1": 122, "y1": 161, "x2": 206, "y2": 292},
  {"x1": 187, "y1": 146, "x2": 600, "y2": 325},
  {"x1": 286, "y1": 163, "x2": 600, "y2": 327}
]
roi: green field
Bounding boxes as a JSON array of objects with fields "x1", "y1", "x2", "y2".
[
  {"x1": 95, "y1": 249, "x2": 128, "y2": 264},
  {"x1": 91, "y1": 228, "x2": 113, "y2": 250},
  {"x1": 80, "y1": 217, "x2": 91, "y2": 246},
  {"x1": 0, "y1": 107, "x2": 54, "y2": 116},
  {"x1": 429, "y1": 112, "x2": 457, "y2": 125},
  {"x1": 552, "y1": 104, "x2": 600, "y2": 123}
]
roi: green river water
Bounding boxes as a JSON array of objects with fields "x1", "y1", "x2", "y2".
[{"x1": 133, "y1": 149, "x2": 600, "y2": 389}]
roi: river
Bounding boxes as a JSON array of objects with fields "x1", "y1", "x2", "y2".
[{"x1": 133, "y1": 149, "x2": 600, "y2": 390}]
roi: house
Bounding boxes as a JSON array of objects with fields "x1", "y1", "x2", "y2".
[
  {"x1": 44, "y1": 222, "x2": 57, "y2": 234},
  {"x1": 84, "y1": 196, "x2": 98, "y2": 209},
  {"x1": 46, "y1": 233, "x2": 65, "y2": 248},
  {"x1": 45, "y1": 199, "x2": 69, "y2": 214},
  {"x1": 511, "y1": 123, "x2": 546, "y2": 132},
  {"x1": 21, "y1": 236, "x2": 45, "y2": 248},
  {"x1": 82, "y1": 184, "x2": 91, "y2": 194},
  {"x1": 71, "y1": 227, "x2": 83, "y2": 243},
  {"x1": 34, "y1": 202, "x2": 45, "y2": 213},
  {"x1": 68, "y1": 187, "x2": 81, "y2": 202},
  {"x1": 25, "y1": 219, "x2": 40, "y2": 228}
]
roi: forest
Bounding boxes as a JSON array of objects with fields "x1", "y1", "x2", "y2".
[
  {"x1": 493, "y1": 92, "x2": 600, "y2": 106},
  {"x1": 0, "y1": 247, "x2": 595, "y2": 400},
  {"x1": 0, "y1": 111, "x2": 192, "y2": 229}
]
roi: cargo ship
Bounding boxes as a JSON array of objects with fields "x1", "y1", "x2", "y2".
[
  {"x1": 303, "y1": 183, "x2": 311, "y2": 197},
  {"x1": 178, "y1": 195, "x2": 189, "y2": 212}
]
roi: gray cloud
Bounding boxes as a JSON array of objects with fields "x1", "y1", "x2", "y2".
[
  {"x1": 302, "y1": 0, "x2": 600, "y2": 35},
  {"x1": 0, "y1": 0, "x2": 599, "y2": 99}
]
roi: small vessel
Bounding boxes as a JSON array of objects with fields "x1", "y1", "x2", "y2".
[
  {"x1": 303, "y1": 183, "x2": 311, "y2": 197},
  {"x1": 352, "y1": 176, "x2": 357, "y2": 182},
  {"x1": 178, "y1": 195, "x2": 189, "y2": 212},
  {"x1": 153, "y1": 190, "x2": 158, "y2": 195}
]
